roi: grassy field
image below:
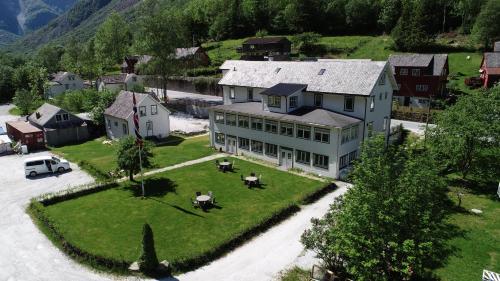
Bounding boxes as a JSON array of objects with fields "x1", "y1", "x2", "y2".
[
  {"x1": 435, "y1": 181, "x2": 500, "y2": 281},
  {"x1": 8, "y1": 106, "x2": 21, "y2": 116},
  {"x1": 51, "y1": 135, "x2": 214, "y2": 177},
  {"x1": 42, "y1": 157, "x2": 325, "y2": 265}
]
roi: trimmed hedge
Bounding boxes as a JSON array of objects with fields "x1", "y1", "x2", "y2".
[{"x1": 29, "y1": 180, "x2": 337, "y2": 276}]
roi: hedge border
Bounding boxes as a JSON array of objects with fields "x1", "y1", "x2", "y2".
[{"x1": 29, "y1": 180, "x2": 337, "y2": 276}]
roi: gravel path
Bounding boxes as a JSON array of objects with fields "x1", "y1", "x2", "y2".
[{"x1": 0, "y1": 103, "x2": 20, "y2": 129}]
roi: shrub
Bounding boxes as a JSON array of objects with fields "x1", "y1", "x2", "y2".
[{"x1": 138, "y1": 223, "x2": 159, "y2": 273}]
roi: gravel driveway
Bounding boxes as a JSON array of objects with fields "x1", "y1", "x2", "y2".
[
  {"x1": 0, "y1": 151, "x2": 115, "y2": 281},
  {"x1": 0, "y1": 103, "x2": 20, "y2": 129}
]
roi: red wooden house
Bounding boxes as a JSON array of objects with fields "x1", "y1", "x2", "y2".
[
  {"x1": 6, "y1": 121, "x2": 45, "y2": 151},
  {"x1": 389, "y1": 54, "x2": 449, "y2": 108},
  {"x1": 480, "y1": 51, "x2": 500, "y2": 88}
]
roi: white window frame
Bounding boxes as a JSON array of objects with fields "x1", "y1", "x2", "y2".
[
  {"x1": 238, "y1": 115, "x2": 249, "y2": 128},
  {"x1": 229, "y1": 87, "x2": 235, "y2": 99},
  {"x1": 296, "y1": 125, "x2": 311, "y2": 140},
  {"x1": 226, "y1": 113, "x2": 237, "y2": 126},
  {"x1": 251, "y1": 140, "x2": 263, "y2": 154},
  {"x1": 411, "y1": 69, "x2": 421, "y2": 76},
  {"x1": 265, "y1": 143, "x2": 278, "y2": 158},
  {"x1": 314, "y1": 127, "x2": 330, "y2": 143},
  {"x1": 215, "y1": 132, "x2": 225, "y2": 145},
  {"x1": 251, "y1": 117, "x2": 263, "y2": 131},
  {"x1": 344, "y1": 96, "x2": 354, "y2": 112},
  {"x1": 296, "y1": 150, "x2": 311, "y2": 165},
  {"x1": 215, "y1": 112, "x2": 225, "y2": 124},
  {"x1": 62, "y1": 113, "x2": 69, "y2": 121},
  {"x1": 151, "y1": 105, "x2": 158, "y2": 115},
  {"x1": 289, "y1": 96, "x2": 298, "y2": 109},
  {"x1": 238, "y1": 137, "x2": 249, "y2": 150},
  {"x1": 370, "y1": 96, "x2": 375, "y2": 112},
  {"x1": 313, "y1": 154, "x2": 329, "y2": 169},
  {"x1": 280, "y1": 122, "x2": 294, "y2": 137},
  {"x1": 268, "y1": 95, "x2": 281, "y2": 108},
  {"x1": 139, "y1": 106, "x2": 147, "y2": 117}
]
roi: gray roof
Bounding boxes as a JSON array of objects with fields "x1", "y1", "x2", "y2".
[
  {"x1": 175, "y1": 47, "x2": 201, "y2": 59},
  {"x1": 484, "y1": 52, "x2": 500, "y2": 68},
  {"x1": 100, "y1": 74, "x2": 127, "y2": 84},
  {"x1": 494, "y1": 41, "x2": 500, "y2": 52},
  {"x1": 260, "y1": 83, "x2": 307, "y2": 97},
  {"x1": 219, "y1": 60, "x2": 391, "y2": 96},
  {"x1": 432, "y1": 54, "x2": 448, "y2": 76},
  {"x1": 28, "y1": 103, "x2": 63, "y2": 126},
  {"x1": 211, "y1": 102, "x2": 361, "y2": 128},
  {"x1": 104, "y1": 91, "x2": 159, "y2": 120},
  {"x1": 389, "y1": 54, "x2": 448, "y2": 76},
  {"x1": 50, "y1": 72, "x2": 67, "y2": 83}
]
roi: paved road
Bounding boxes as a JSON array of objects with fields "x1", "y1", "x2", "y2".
[{"x1": 391, "y1": 119, "x2": 435, "y2": 135}]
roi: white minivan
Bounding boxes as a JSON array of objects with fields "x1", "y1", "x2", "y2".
[{"x1": 24, "y1": 156, "x2": 71, "y2": 177}]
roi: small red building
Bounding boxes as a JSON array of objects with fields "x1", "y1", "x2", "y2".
[
  {"x1": 6, "y1": 121, "x2": 45, "y2": 151},
  {"x1": 389, "y1": 54, "x2": 449, "y2": 108},
  {"x1": 480, "y1": 52, "x2": 500, "y2": 88}
]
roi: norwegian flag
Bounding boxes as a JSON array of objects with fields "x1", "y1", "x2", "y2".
[{"x1": 132, "y1": 92, "x2": 143, "y2": 146}]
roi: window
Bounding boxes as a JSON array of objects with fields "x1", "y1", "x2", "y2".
[
  {"x1": 151, "y1": 105, "x2": 158, "y2": 115},
  {"x1": 122, "y1": 123, "x2": 128, "y2": 135},
  {"x1": 416, "y1": 84, "x2": 429, "y2": 92},
  {"x1": 215, "y1": 132, "x2": 225, "y2": 145},
  {"x1": 238, "y1": 115, "x2": 249, "y2": 128},
  {"x1": 370, "y1": 96, "x2": 375, "y2": 112},
  {"x1": 342, "y1": 125, "x2": 359, "y2": 144},
  {"x1": 411, "y1": 69, "x2": 420, "y2": 76},
  {"x1": 296, "y1": 125, "x2": 311, "y2": 140},
  {"x1": 268, "y1": 95, "x2": 281, "y2": 107},
  {"x1": 55, "y1": 114, "x2": 62, "y2": 122},
  {"x1": 314, "y1": 94, "x2": 323, "y2": 107},
  {"x1": 339, "y1": 154, "x2": 349, "y2": 169},
  {"x1": 350, "y1": 124, "x2": 359, "y2": 140},
  {"x1": 215, "y1": 112, "x2": 225, "y2": 124},
  {"x1": 62, "y1": 113, "x2": 69, "y2": 121},
  {"x1": 230, "y1": 87, "x2": 235, "y2": 99},
  {"x1": 384, "y1": 92, "x2": 388, "y2": 99},
  {"x1": 367, "y1": 122, "x2": 374, "y2": 137},
  {"x1": 275, "y1": 67, "x2": 281, "y2": 73},
  {"x1": 280, "y1": 122, "x2": 294, "y2": 136},
  {"x1": 318, "y1": 69, "x2": 326, "y2": 75},
  {"x1": 344, "y1": 96, "x2": 354, "y2": 112},
  {"x1": 313, "y1": 154, "x2": 329, "y2": 169},
  {"x1": 114, "y1": 121, "x2": 118, "y2": 127},
  {"x1": 239, "y1": 137, "x2": 249, "y2": 150},
  {"x1": 251, "y1": 140, "x2": 263, "y2": 154},
  {"x1": 379, "y1": 93, "x2": 382, "y2": 100},
  {"x1": 251, "y1": 117, "x2": 263, "y2": 130},
  {"x1": 139, "y1": 106, "x2": 147, "y2": 117},
  {"x1": 247, "y1": 88, "x2": 253, "y2": 101},
  {"x1": 132, "y1": 76, "x2": 137, "y2": 82},
  {"x1": 383, "y1": 117, "x2": 388, "y2": 130},
  {"x1": 65, "y1": 84, "x2": 69, "y2": 90},
  {"x1": 226, "y1": 114, "x2": 237, "y2": 126},
  {"x1": 265, "y1": 143, "x2": 278, "y2": 158},
  {"x1": 348, "y1": 150, "x2": 357, "y2": 163},
  {"x1": 289, "y1": 96, "x2": 298, "y2": 109},
  {"x1": 265, "y1": 120, "x2": 278, "y2": 134},
  {"x1": 314, "y1": 128, "x2": 330, "y2": 143},
  {"x1": 106, "y1": 119, "x2": 111, "y2": 129},
  {"x1": 400, "y1": 68, "x2": 408, "y2": 75},
  {"x1": 296, "y1": 150, "x2": 310, "y2": 165},
  {"x1": 379, "y1": 72, "x2": 386, "y2": 85}
]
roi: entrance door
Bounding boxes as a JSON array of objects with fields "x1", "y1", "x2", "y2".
[
  {"x1": 403, "y1": 96, "x2": 410, "y2": 106},
  {"x1": 146, "y1": 121, "x2": 153, "y2": 137},
  {"x1": 280, "y1": 149, "x2": 293, "y2": 169},
  {"x1": 227, "y1": 137, "x2": 237, "y2": 154}
]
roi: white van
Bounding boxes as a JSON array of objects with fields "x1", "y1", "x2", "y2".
[{"x1": 24, "y1": 156, "x2": 71, "y2": 177}]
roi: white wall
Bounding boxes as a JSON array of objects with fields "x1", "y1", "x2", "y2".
[
  {"x1": 222, "y1": 86, "x2": 264, "y2": 104},
  {"x1": 47, "y1": 74, "x2": 85, "y2": 98},
  {"x1": 129, "y1": 96, "x2": 170, "y2": 139},
  {"x1": 105, "y1": 115, "x2": 129, "y2": 139}
]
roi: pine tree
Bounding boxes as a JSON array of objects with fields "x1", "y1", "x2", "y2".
[{"x1": 138, "y1": 223, "x2": 159, "y2": 273}]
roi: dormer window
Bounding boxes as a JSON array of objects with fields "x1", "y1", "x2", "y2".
[
  {"x1": 318, "y1": 69, "x2": 326, "y2": 75},
  {"x1": 62, "y1": 113, "x2": 69, "y2": 121},
  {"x1": 275, "y1": 67, "x2": 281, "y2": 73}
]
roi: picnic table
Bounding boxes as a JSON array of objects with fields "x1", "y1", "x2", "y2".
[
  {"x1": 219, "y1": 161, "x2": 232, "y2": 171},
  {"x1": 245, "y1": 176, "x2": 258, "y2": 183},
  {"x1": 196, "y1": 195, "x2": 211, "y2": 203}
]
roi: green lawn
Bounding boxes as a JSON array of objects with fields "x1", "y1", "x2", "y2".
[
  {"x1": 8, "y1": 106, "x2": 21, "y2": 116},
  {"x1": 42, "y1": 157, "x2": 325, "y2": 266},
  {"x1": 435, "y1": 185, "x2": 500, "y2": 281},
  {"x1": 51, "y1": 135, "x2": 214, "y2": 178}
]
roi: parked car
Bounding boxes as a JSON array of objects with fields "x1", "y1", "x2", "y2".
[{"x1": 24, "y1": 156, "x2": 70, "y2": 177}]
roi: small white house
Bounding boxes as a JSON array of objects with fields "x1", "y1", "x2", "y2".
[
  {"x1": 104, "y1": 91, "x2": 170, "y2": 140},
  {"x1": 46, "y1": 72, "x2": 84, "y2": 98},
  {"x1": 98, "y1": 73, "x2": 143, "y2": 93}
]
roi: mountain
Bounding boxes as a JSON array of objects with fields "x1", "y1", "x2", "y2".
[
  {"x1": 4, "y1": 0, "x2": 141, "y2": 52},
  {"x1": 0, "y1": 0, "x2": 78, "y2": 45}
]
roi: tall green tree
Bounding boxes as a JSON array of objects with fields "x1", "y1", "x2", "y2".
[
  {"x1": 472, "y1": 0, "x2": 500, "y2": 49},
  {"x1": 378, "y1": 0, "x2": 401, "y2": 33},
  {"x1": 391, "y1": 0, "x2": 433, "y2": 51},
  {"x1": 0, "y1": 65, "x2": 15, "y2": 102},
  {"x1": 88, "y1": 89, "x2": 118, "y2": 126},
  {"x1": 35, "y1": 44, "x2": 64, "y2": 73},
  {"x1": 138, "y1": 223, "x2": 159, "y2": 273},
  {"x1": 302, "y1": 136, "x2": 450, "y2": 280},
  {"x1": 428, "y1": 89, "x2": 500, "y2": 180},
  {"x1": 13, "y1": 89, "x2": 42, "y2": 115},
  {"x1": 60, "y1": 37, "x2": 83, "y2": 75},
  {"x1": 137, "y1": 8, "x2": 188, "y2": 100},
  {"x1": 116, "y1": 136, "x2": 153, "y2": 181},
  {"x1": 94, "y1": 12, "x2": 131, "y2": 68}
]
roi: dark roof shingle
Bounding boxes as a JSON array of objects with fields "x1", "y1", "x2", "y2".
[
  {"x1": 104, "y1": 91, "x2": 159, "y2": 120},
  {"x1": 243, "y1": 37, "x2": 291, "y2": 45},
  {"x1": 484, "y1": 52, "x2": 500, "y2": 68},
  {"x1": 260, "y1": 83, "x2": 307, "y2": 97}
]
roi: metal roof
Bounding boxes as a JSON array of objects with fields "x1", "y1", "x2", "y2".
[
  {"x1": 219, "y1": 60, "x2": 391, "y2": 96},
  {"x1": 494, "y1": 41, "x2": 500, "y2": 52},
  {"x1": 210, "y1": 102, "x2": 361, "y2": 128},
  {"x1": 260, "y1": 83, "x2": 307, "y2": 97},
  {"x1": 6, "y1": 121, "x2": 42, "y2": 134},
  {"x1": 484, "y1": 52, "x2": 500, "y2": 68},
  {"x1": 104, "y1": 91, "x2": 163, "y2": 120},
  {"x1": 388, "y1": 54, "x2": 434, "y2": 67},
  {"x1": 175, "y1": 47, "x2": 201, "y2": 59}
]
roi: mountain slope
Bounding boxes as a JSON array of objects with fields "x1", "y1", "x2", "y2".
[{"x1": 6, "y1": 0, "x2": 141, "y2": 52}]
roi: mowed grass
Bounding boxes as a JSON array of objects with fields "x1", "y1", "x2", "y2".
[
  {"x1": 42, "y1": 157, "x2": 325, "y2": 264},
  {"x1": 435, "y1": 186, "x2": 500, "y2": 281},
  {"x1": 51, "y1": 135, "x2": 214, "y2": 176},
  {"x1": 8, "y1": 106, "x2": 21, "y2": 116}
]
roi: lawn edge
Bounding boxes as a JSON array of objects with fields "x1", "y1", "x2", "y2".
[{"x1": 27, "y1": 178, "x2": 337, "y2": 277}]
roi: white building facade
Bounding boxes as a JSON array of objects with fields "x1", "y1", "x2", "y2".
[
  {"x1": 46, "y1": 72, "x2": 84, "y2": 98},
  {"x1": 104, "y1": 91, "x2": 170, "y2": 140},
  {"x1": 209, "y1": 60, "x2": 397, "y2": 178}
]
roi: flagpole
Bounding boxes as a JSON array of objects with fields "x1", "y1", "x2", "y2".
[
  {"x1": 139, "y1": 140, "x2": 145, "y2": 198},
  {"x1": 132, "y1": 91, "x2": 145, "y2": 198}
]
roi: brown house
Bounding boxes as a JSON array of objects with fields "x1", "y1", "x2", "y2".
[
  {"x1": 238, "y1": 37, "x2": 292, "y2": 61},
  {"x1": 5, "y1": 121, "x2": 45, "y2": 151},
  {"x1": 480, "y1": 50, "x2": 500, "y2": 88},
  {"x1": 388, "y1": 54, "x2": 449, "y2": 108},
  {"x1": 175, "y1": 47, "x2": 210, "y2": 67},
  {"x1": 121, "y1": 55, "x2": 153, "y2": 74}
]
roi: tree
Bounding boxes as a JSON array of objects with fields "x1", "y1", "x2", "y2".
[
  {"x1": 302, "y1": 136, "x2": 450, "y2": 280},
  {"x1": 88, "y1": 89, "x2": 118, "y2": 126},
  {"x1": 116, "y1": 136, "x2": 153, "y2": 181},
  {"x1": 391, "y1": 0, "x2": 433, "y2": 51},
  {"x1": 472, "y1": 0, "x2": 500, "y2": 49},
  {"x1": 137, "y1": 8, "x2": 188, "y2": 101},
  {"x1": 36, "y1": 44, "x2": 64, "y2": 73},
  {"x1": 138, "y1": 223, "x2": 159, "y2": 273},
  {"x1": 345, "y1": 0, "x2": 380, "y2": 32},
  {"x1": 94, "y1": 12, "x2": 131, "y2": 68},
  {"x1": 13, "y1": 89, "x2": 42, "y2": 115},
  {"x1": 61, "y1": 37, "x2": 83, "y2": 75},
  {"x1": 0, "y1": 65, "x2": 15, "y2": 102},
  {"x1": 428, "y1": 89, "x2": 500, "y2": 180},
  {"x1": 291, "y1": 32, "x2": 321, "y2": 54},
  {"x1": 378, "y1": 0, "x2": 402, "y2": 33}
]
